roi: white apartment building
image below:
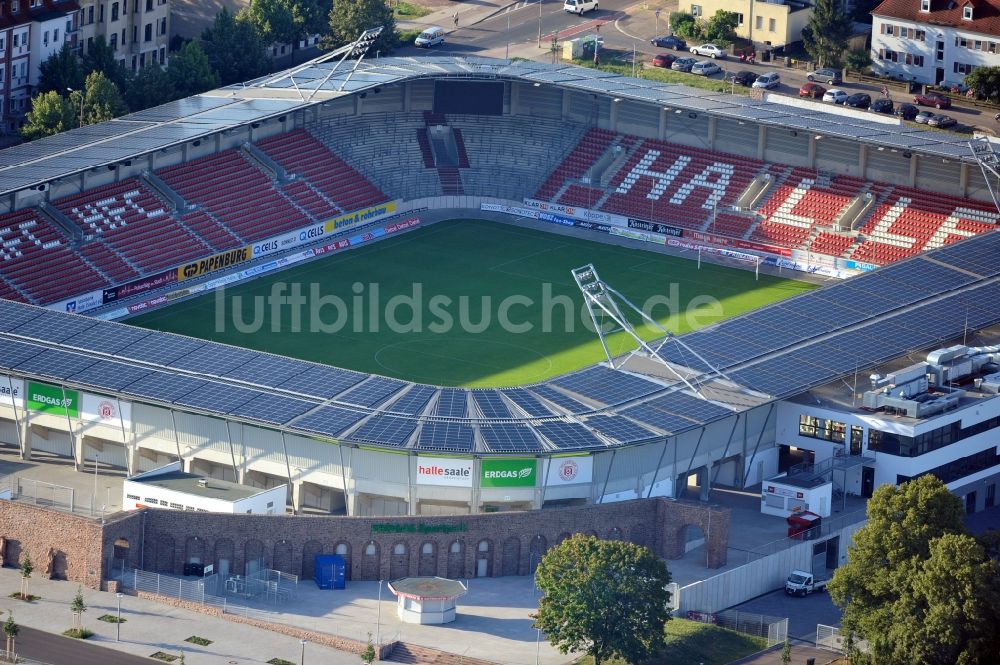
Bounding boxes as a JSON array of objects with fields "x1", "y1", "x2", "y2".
[
  {"x1": 872, "y1": 0, "x2": 1000, "y2": 87},
  {"x1": 76, "y1": 0, "x2": 170, "y2": 71}
]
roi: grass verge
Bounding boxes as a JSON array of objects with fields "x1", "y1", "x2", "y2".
[
  {"x1": 150, "y1": 653, "x2": 178, "y2": 663},
  {"x1": 97, "y1": 614, "x2": 126, "y2": 623},
  {"x1": 393, "y1": 1, "x2": 431, "y2": 18},
  {"x1": 185, "y1": 635, "x2": 213, "y2": 646},
  {"x1": 62, "y1": 628, "x2": 94, "y2": 639},
  {"x1": 573, "y1": 618, "x2": 768, "y2": 665}
]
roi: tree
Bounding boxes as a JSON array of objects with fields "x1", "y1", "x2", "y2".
[
  {"x1": 19, "y1": 553, "x2": 33, "y2": 600},
  {"x1": 668, "y1": 12, "x2": 700, "y2": 41},
  {"x1": 243, "y1": 0, "x2": 325, "y2": 62},
  {"x1": 38, "y1": 44, "x2": 85, "y2": 95},
  {"x1": 82, "y1": 71, "x2": 128, "y2": 125},
  {"x1": 124, "y1": 64, "x2": 176, "y2": 112},
  {"x1": 360, "y1": 631, "x2": 376, "y2": 664},
  {"x1": 2, "y1": 613, "x2": 17, "y2": 656},
  {"x1": 81, "y1": 36, "x2": 130, "y2": 90},
  {"x1": 21, "y1": 92, "x2": 77, "y2": 141},
  {"x1": 846, "y1": 48, "x2": 873, "y2": 74},
  {"x1": 533, "y1": 534, "x2": 671, "y2": 665},
  {"x1": 327, "y1": 0, "x2": 396, "y2": 56},
  {"x1": 829, "y1": 476, "x2": 1000, "y2": 664},
  {"x1": 802, "y1": 0, "x2": 853, "y2": 68},
  {"x1": 964, "y1": 66, "x2": 1000, "y2": 102},
  {"x1": 781, "y1": 639, "x2": 791, "y2": 664},
  {"x1": 703, "y1": 10, "x2": 739, "y2": 45},
  {"x1": 202, "y1": 8, "x2": 273, "y2": 86},
  {"x1": 70, "y1": 586, "x2": 87, "y2": 631},
  {"x1": 167, "y1": 42, "x2": 221, "y2": 99}
]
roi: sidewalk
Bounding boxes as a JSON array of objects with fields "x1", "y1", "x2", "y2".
[
  {"x1": 397, "y1": 0, "x2": 518, "y2": 33},
  {"x1": 0, "y1": 568, "x2": 361, "y2": 665}
]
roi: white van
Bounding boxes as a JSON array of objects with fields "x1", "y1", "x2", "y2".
[
  {"x1": 414, "y1": 26, "x2": 445, "y2": 48},
  {"x1": 564, "y1": 0, "x2": 598, "y2": 15}
]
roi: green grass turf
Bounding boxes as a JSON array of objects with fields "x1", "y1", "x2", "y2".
[
  {"x1": 129, "y1": 219, "x2": 815, "y2": 387},
  {"x1": 573, "y1": 618, "x2": 769, "y2": 665}
]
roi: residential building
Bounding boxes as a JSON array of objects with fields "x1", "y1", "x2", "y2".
[
  {"x1": 872, "y1": 0, "x2": 1000, "y2": 87},
  {"x1": 683, "y1": 0, "x2": 814, "y2": 49},
  {"x1": 0, "y1": 0, "x2": 79, "y2": 135},
  {"x1": 76, "y1": 0, "x2": 169, "y2": 71}
]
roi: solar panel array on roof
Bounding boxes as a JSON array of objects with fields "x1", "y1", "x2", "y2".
[
  {"x1": 536, "y1": 422, "x2": 606, "y2": 450},
  {"x1": 278, "y1": 365, "x2": 365, "y2": 398},
  {"x1": 646, "y1": 391, "x2": 732, "y2": 423},
  {"x1": 292, "y1": 406, "x2": 367, "y2": 438},
  {"x1": 339, "y1": 376, "x2": 407, "y2": 407},
  {"x1": 553, "y1": 366, "x2": 660, "y2": 405},
  {"x1": 502, "y1": 388, "x2": 554, "y2": 417},
  {"x1": 388, "y1": 385, "x2": 437, "y2": 415},
  {"x1": 480, "y1": 423, "x2": 541, "y2": 453},
  {"x1": 585, "y1": 415, "x2": 656, "y2": 444},
  {"x1": 435, "y1": 389, "x2": 468, "y2": 418},
  {"x1": 229, "y1": 393, "x2": 314, "y2": 425},
  {"x1": 472, "y1": 390, "x2": 512, "y2": 419},
  {"x1": 530, "y1": 385, "x2": 590, "y2": 413},
  {"x1": 68, "y1": 360, "x2": 152, "y2": 392},
  {"x1": 350, "y1": 415, "x2": 416, "y2": 446},
  {"x1": 416, "y1": 422, "x2": 475, "y2": 452},
  {"x1": 620, "y1": 405, "x2": 697, "y2": 434}
]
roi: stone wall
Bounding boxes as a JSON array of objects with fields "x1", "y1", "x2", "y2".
[{"x1": 0, "y1": 497, "x2": 731, "y2": 589}]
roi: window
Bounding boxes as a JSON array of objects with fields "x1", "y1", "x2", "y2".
[
  {"x1": 964, "y1": 5, "x2": 973, "y2": 20},
  {"x1": 160, "y1": 17, "x2": 166, "y2": 35},
  {"x1": 975, "y1": 40, "x2": 983, "y2": 51},
  {"x1": 110, "y1": 34, "x2": 117, "y2": 49},
  {"x1": 915, "y1": 29, "x2": 926, "y2": 41},
  {"x1": 955, "y1": 62, "x2": 974, "y2": 74},
  {"x1": 736, "y1": 13, "x2": 744, "y2": 25},
  {"x1": 54, "y1": 29, "x2": 59, "y2": 42},
  {"x1": 266, "y1": 501, "x2": 274, "y2": 508},
  {"x1": 920, "y1": 0, "x2": 930, "y2": 10},
  {"x1": 991, "y1": 42, "x2": 998, "y2": 54},
  {"x1": 957, "y1": 37, "x2": 968, "y2": 48},
  {"x1": 365, "y1": 543, "x2": 376, "y2": 556},
  {"x1": 691, "y1": 5, "x2": 701, "y2": 17},
  {"x1": 897, "y1": 448, "x2": 1000, "y2": 485},
  {"x1": 145, "y1": 23, "x2": 152, "y2": 42},
  {"x1": 450, "y1": 541, "x2": 461, "y2": 554},
  {"x1": 42, "y1": 31, "x2": 48, "y2": 46},
  {"x1": 335, "y1": 543, "x2": 348, "y2": 555},
  {"x1": 768, "y1": 18, "x2": 776, "y2": 32},
  {"x1": 88, "y1": 6, "x2": 93, "y2": 23},
  {"x1": 798, "y1": 414, "x2": 847, "y2": 442},
  {"x1": 884, "y1": 24, "x2": 894, "y2": 36},
  {"x1": 169, "y1": 503, "x2": 183, "y2": 510},
  {"x1": 914, "y1": 55, "x2": 925, "y2": 66},
  {"x1": 112, "y1": 2, "x2": 119, "y2": 21},
  {"x1": 393, "y1": 543, "x2": 406, "y2": 555},
  {"x1": 905, "y1": 53, "x2": 913, "y2": 65},
  {"x1": 421, "y1": 543, "x2": 433, "y2": 555},
  {"x1": 756, "y1": 16, "x2": 762, "y2": 30},
  {"x1": 144, "y1": 497, "x2": 157, "y2": 504},
  {"x1": 478, "y1": 540, "x2": 490, "y2": 552},
  {"x1": 126, "y1": 494, "x2": 140, "y2": 500},
  {"x1": 12, "y1": 34, "x2": 18, "y2": 48},
  {"x1": 11, "y1": 0, "x2": 18, "y2": 12},
  {"x1": 146, "y1": 0, "x2": 153, "y2": 10},
  {"x1": 99, "y1": 4, "x2": 104, "y2": 22}
]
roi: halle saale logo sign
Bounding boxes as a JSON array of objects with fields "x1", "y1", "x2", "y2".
[{"x1": 480, "y1": 458, "x2": 537, "y2": 488}]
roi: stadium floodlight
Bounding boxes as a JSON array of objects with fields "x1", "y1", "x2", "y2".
[
  {"x1": 968, "y1": 136, "x2": 1000, "y2": 214},
  {"x1": 571, "y1": 264, "x2": 730, "y2": 398},
  {"x1": 251, "y1": 26, "x2": 385, "y2": 102}
]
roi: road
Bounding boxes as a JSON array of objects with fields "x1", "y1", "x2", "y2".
[
  {"x1": 731, "y1": 588, "x2": 841, "y2": 645},
  {"x1": 401, "y1": 0, "x2": 997, "y2": 131},
  {"x1": 13, "y1": 625, "x2": 158, "y2": 665}
]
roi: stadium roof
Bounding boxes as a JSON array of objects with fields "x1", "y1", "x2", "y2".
[
  {"x1": 1, "y1": 230, "x2": 999, "y2": 454},
  {"x1": 0, "y1": 56, "x2": 982, "y2": 196}
]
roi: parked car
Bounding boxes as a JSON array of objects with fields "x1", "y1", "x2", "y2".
[
  {"x1": 752, "y1": 72, "x2": 781, "y2": 89},
  {"x1": 414, "y1": 26, "x2": 445, "y2": 48},
  {"x1": 690, "y1": 44, "x2": 727, "y2": 59},
  {"x1": 870, "y1": 98, "x2": 894, "y2": 114},
  {"x1": 822, "y1": 88, "x2": 848, "y2": 104},
  {"x1": 724, "y1": 70, "x2": 757, "y2": 87},
  {"x1": 806, "y1": 68, "x2": 842, "y2": 85},
  {"x1": 651, "y1": 53, "x2": 677, "y2": 68},
  {"x1": 914, "y1": 92, "x2": 952, "y2": 109},
  {"x1": 845, "y1": 93, "x2": 872, "y2": 109},
  {"x1": 563, "y1": 0, "x2": 598, "y2": 14},
  {"x1": 895, "y1": 103, "x2": 919, "y2": 120},
  {"x1": 671, "y1": 57, "x2": 697, "y2": 72},
  {"x1": 691, "y1": 61, "x2": 722, "y2": 76},
  {"x1": 785, "y1": 570, "x2": 830, "y2": 597},
  {"x1": 651, "y1": 35, "x2": 686, "y2": 50},
  {"x1": 927, "y1": 113, "x2": 957, "y2": 128},
  {"x1": 914, "y1": 110, "x2": 935, "y2": 124},
  {"x1": 798, "y1": 82, "x2": 827, "y2": 99}
]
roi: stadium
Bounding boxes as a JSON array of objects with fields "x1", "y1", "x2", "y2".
[{"x1": 2, "y1": 47, "x2": 1000, "y2": 590}]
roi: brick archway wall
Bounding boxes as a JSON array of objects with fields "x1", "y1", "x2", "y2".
[{"x1": 657, "y1": 500, "x2": 729, "y2": 568}]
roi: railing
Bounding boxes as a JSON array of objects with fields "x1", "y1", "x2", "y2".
[
  {"x1": 730, "y1": 509, "x2": 867, "y2": 562},
  {"x1": 124, "y1": 569, "x2": 226, "y2": 609},
  {"x1": 686, "y1": 609, "x2": 788, "y2": 648},
  {"x1": 816, "y1": 624, "x2": 870, "y2": 655}
]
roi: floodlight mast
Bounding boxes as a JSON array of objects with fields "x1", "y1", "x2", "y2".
[
  {"x1": 251, "y1": 26, "x2": 385, "y2": 102},
  {"x1": 968, "y1": 136, "x2": 1000, "y2": 215},
  {"x1": 571, "y1": 264, "x2": 731, "y2": 399}
]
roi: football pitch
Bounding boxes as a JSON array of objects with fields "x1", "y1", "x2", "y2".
[{"x1": 129, "y1": 219, "x2": 816, "y2": 387}]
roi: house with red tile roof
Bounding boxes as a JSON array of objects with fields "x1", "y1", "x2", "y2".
[{"x1": 872, "y1": 0, "x2": 1000, "y2": 87}]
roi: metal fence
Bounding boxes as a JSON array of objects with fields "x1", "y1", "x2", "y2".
[
  {"x1": 714, "y1": 610, "x2": 788, "y2": 648},
  {"x1": 816, "y1": 624, "x2": 869, "y2": 654},
  {"x1": 124, "y1": 569, "x2": 226, "y2": 610},
  {"x1": 1, "y1": 474, "x2": 110, "y2": 519},
  {"x1": 734, "y1": 509, "x2": 868, "y2": 562}
]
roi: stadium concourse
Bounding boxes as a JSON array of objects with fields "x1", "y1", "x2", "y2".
[{"x1": 0, "y1": 55, "x2": 999, "y2": 591}]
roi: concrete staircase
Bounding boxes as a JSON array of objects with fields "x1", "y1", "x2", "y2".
[{"x1": 384, "y1": 643, "x2": 499, "y2": 665}]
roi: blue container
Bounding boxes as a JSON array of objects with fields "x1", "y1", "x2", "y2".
[{"x1": 315, "y1": 554, "x2": 346, "y2": 590}]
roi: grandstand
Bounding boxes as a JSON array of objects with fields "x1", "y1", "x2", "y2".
[{"x1": 0, "y1": 56, "x2": 999, "y2": 521}]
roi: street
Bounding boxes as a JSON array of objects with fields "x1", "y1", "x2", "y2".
[
  {"x1": 397, "y1": 0, "x2": 998, "y2": 131},
  {"x1": 12, "y1": 625, "x2": 157, "y2": 665}
]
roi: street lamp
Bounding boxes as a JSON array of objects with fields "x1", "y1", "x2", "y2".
[
  {"x1": 66, "y1": 87, "x2": 84, "y2": 128},
  {"x1": 535, "y1": 628, "x2": 542, "y2": 665},
  {"x1": 116, "y1": 592, "x2": 124, "y2": 642},
  {"x1": 376, "y1": 580, "x2": 384, "y2": 652},
  {"x1": 300, "y1": 638, "x2": 307, "y2": 665},
  {"x1": 537, "y1": 0, "x2": 543, "y2": 49},
  {"x1": 506, "y1": 12, "x2": 511, "y2": 60}
]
